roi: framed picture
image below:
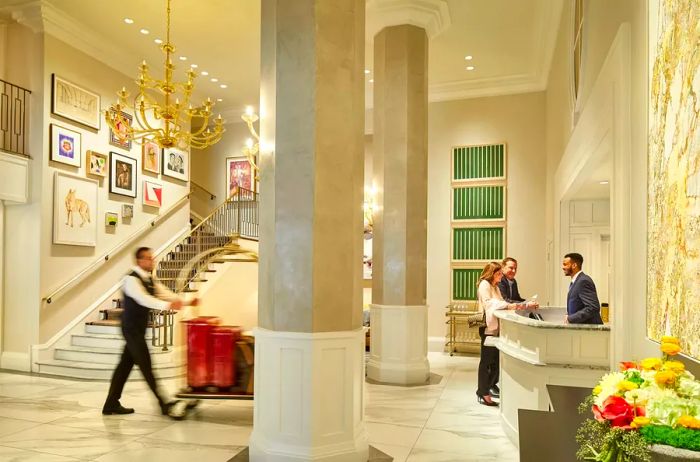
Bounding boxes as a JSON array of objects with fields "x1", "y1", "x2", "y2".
[
  {"x1": 51, "y1": 74, "x2": 101, "y2": 130},
  {"x1": 50, "y1": 124, "x2": 82, "y2": 168},
  {"x1": 105, "y1": 212, "x2": 118, "y2": 226},
  {"x1": 108, "y1": 110, "x2": 133, "y2": 150},
  {"x1": 109, "y1": 152, "x2": 137, "y2": 197},
  {"x1": 122, "y1": 204, "x2": 134, "y2": 219},
  {"x1": 142, "y1": 140, "x2": 161, "y2": 174},
  {"x1": 143, "y1": 180, "x2": 163, "y2": 208},
  {"x1": 86, "y1": 150, "x2": 107, "y2": 177},
  {"x1": 53, "y1": 171, "x2": 98, "y2": 246},
  {"x1": 162, "y1": 148, "x2": 188, "y2": 181},
  {"x1": 226, "y1": 156, "x2": 253, "y2": 196}
]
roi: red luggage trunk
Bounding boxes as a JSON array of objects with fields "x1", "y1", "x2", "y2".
[{"x1": 185, "y1": 316, "x2": 220, "y2": 388}]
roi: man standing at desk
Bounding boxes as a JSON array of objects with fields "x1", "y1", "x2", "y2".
[
  {"x1": 562, "y1": 252, "x2": 603, "y2": 324},
  {"x1": 498, "y1": 257, "x2": 526, "y2": 303}
]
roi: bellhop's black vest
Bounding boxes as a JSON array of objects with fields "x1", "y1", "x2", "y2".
[{"x1": 121, "y1": 270, "x2": 156, "y2": 333}]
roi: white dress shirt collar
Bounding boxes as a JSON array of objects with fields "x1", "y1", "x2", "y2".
[
  {"x1": 132, "y1": 265, "x2": 152, "y2": 280},
  {"x1": 571, "y1": 270, "x2": 582, "y2": 284}
]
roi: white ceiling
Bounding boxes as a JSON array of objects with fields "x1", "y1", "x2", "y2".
[{"x1": 6, "y1": 0, "x2": 562, "y2": 117}]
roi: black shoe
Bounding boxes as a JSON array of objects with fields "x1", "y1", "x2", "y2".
[
  {"x1": 477, "y1": 395, "x2": 499, "y2": 407},
  {"x1": 161, "y1": 400, "x2": 185, "y2": 420},
  {"x1": 102, "y1": 404, "x2": 135, "y2": 415},
  {"x1": 489, "y1": 387, "x2": 500, "y2": 398}
]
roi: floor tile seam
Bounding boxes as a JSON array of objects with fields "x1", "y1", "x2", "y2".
[
  {"x1": 45, "y1": 416, "x2": 179, "y2": 438},
  {"x1": 0, "y1": 441, "x2": 90, "y2": 460},
  {"x1": 0, "y1": 419, "x2": 44, "y2": 440}
]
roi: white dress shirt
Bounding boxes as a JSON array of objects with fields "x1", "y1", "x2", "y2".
[{"x1": 123, "y1": 266, "x2": 179, "y2": 311}]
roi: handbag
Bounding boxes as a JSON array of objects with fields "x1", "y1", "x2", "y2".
[{"x1": 467, "y1": 311, "x2": 487, "y2": 328}]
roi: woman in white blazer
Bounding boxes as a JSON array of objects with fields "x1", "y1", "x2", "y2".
[{"x1": 475, "y1": 261, "x2": 533, "y2": 406}]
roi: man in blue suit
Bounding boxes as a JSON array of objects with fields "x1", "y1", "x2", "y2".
[{"x1": 562, "y1": 253, "x2": 603, "y2": 324}]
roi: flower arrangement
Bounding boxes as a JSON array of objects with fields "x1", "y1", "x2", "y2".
[{"x1": 577, "y1": 336, "x2": 700, "y2": 461}]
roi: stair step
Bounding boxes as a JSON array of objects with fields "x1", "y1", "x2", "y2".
[
  {"x1": 72, "y1": 333, "x2": 126, "y2": 349},
  {"x1": 84, "y1": 324, "x2": 155, "y2": 337},
  {"x1": 35, "y1": 359, "x2": 184, "y2": 381},
  {"x1": 55, "y1": 345, "x2": 173, "y2": 365}
]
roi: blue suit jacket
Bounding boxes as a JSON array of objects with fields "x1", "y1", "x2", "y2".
[{"x1": 567, "y1": 272, "x2": 603, "y2": 324}]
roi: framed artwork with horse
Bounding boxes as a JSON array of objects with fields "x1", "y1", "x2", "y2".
[{"x1": 53, "y1": 171, "x2": 98, "y2": 246}]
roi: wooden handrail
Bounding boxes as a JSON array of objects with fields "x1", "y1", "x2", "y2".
[
  {"x1": 190, "y1": 180, "x2": 216, "y2": 200},
  {"x1": 43, "y1": 194, "x2": 190, "y2": 304}
]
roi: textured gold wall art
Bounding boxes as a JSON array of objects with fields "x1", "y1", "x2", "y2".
[{"x1": 647, "y1": 0, "x2": 700, "y2": 358}]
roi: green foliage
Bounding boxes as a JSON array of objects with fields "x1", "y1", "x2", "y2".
[
  {"x1": 579, "y1": 394, "x2": 596, "y2": 414},
  {"x1": 624, "y1": 370, "x2": 645, "y2": 387},
  {"x1": 576, "y1": 420, "x2": 651, "y2": 462},
  {"x1": 640, "y1": 425, "x2": 700, "y2": 451}
]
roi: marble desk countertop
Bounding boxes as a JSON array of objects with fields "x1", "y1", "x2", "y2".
[{"x1": 494, "y1": 306, "x2": 611, "y2": 331}]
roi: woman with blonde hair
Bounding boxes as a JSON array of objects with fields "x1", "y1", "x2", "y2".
[{"x1": 475, "y1": 261, "x2": 534, "y2": 406}]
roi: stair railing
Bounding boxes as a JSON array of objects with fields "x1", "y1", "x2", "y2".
[{"x1": 150, "y1": 186, "x2": 259, "y2": 349}]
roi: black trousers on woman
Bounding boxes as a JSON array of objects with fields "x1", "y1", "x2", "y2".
[{"x1": 477, "y1": 326, "x2": 499, "y2": 396}]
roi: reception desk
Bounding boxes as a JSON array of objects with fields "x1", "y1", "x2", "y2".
[{"x1": 493, "y1": 307, "x2": 610, "y2": 446}]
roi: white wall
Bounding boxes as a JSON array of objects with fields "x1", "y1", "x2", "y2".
[{"x1": 426, "y1": 92, "x2": 547, "y2": 338}]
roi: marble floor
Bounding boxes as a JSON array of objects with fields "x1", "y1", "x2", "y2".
[{"x1": 0, "y1": 353, "x2": 518, "y2": 461}]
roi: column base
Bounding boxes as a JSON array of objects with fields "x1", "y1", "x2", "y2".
[
  {"x1": 366, "y1": 304, "x2": 430, "y2": 385},
  {"x1": 249, "y1": 328, "x2": 369, "y2": 462}
]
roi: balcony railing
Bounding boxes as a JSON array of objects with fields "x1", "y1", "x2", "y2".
[{"x1": 0, "y1": 79, "x2": 31, "y2": 158}]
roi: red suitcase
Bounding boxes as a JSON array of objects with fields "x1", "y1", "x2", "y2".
[{"x1": 185, "y1": 316, "x2": 220, "y2": 388}]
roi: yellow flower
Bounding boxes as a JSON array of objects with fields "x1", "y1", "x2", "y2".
[
  {"x1": 640, "y1": 357, "x2": 663, "y2": 370},
  {"x1": 661, "y1": 342, "x2": 682, "y2": 356},
  {"x1": 655, "y1": 370, "x2": 677, "y2": 386},
  {"x1": 661, "y1": 336, "x2": 680, "y2": 345},
  {"x1": 631, "y1": 416, "x2": 651, "y2": 428},
  {"x1": 677, "y1": 415, "x2": 700, "y2": 429},
  {"x1": 617, "y1": 380, "x2": 638, "y2": 392},
  {"x1": 663, "y1": 360, "x2": 685, "y2": 374},
  {"x1": 593, "y1": 385, "x2": 603, "y2": 396}
]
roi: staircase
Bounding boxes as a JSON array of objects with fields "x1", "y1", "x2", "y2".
[{"x1": 35, "y1": 187, "x2": 259, "y2": 379}]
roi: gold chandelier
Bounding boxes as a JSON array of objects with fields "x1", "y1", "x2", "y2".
[{"x1": 105, "y1": 0, "x2": 224, "y2": 150}]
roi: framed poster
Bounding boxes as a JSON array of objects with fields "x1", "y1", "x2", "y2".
[
  {"x1": 122, "y1": 204, "x2": 134, "y2": 219},
  {"x1": 142, "y1": 140, "x2": 161, "y2": 174},
  {"x1": 109, "y1": 152, "x2": 137, "y2": 197},
  {"x1": 143, "y1": 180, "x2": 163, "y2": 208},
  {"x1": 53, "y1": 171, "x2": 98, "y2": 246},
  {"x1": 108, "y1": 110, "x2": 133, "y2": 150},
  {"x1": 105, "y1": 212, "x2": 118, "y2": 226},
  {"x1": 86, "y1": 150, "x2": 107, "y2": 177},
  {"x1": 163, "y1": 148, "x2": 188, "y2": 181},
  {"x1": 50, "y1": 124, "x2": 82, "y2": 168},
  {"x1": 51, "y1": 74, "x2": 101, "y2": 130},
  {"x1": 226, "y1": 156, "x2": 253, "y2": 196}
]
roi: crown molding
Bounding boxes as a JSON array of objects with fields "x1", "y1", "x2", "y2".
[
  {"x1": 366, "y1": 0, "x2": 451, "y2": 39},
  {"x1": 532, "y1": 0, "x2": 564, "y2": 91},
  {"x1": 428, "y1": 73, "x2": 544, "y2": 102}
]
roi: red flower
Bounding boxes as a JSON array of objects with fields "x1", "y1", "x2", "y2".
[
  {"x1": 592, "y1": 396, "x2": 635, "y2": 429},
  {"x1": 619, "y1": 361, "x2": 637, "y2": 371}
]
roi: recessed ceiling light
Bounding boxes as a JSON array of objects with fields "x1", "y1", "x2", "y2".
[
  {"x1": 154, "y1": 38, "x2": 163, "y2": 44},
  {"x1": 140, "y1": 28, "x2": 150, "y2": 35},
  {"x1": 217, "y1": 98, "x2": 223, "y2": 102},
  {"x1": 369, "y1": 79, "x2": 374, "y2": 83},
  {"x1": 179, "y1": 56, "x2": 187, "y2": 61},
  {"x1": 201, "y1": 71, "x2": 209, "y2": 76},
  {"x1": 124, "y1": 18, "x2": 134, "y2": 24},
  {"x1": 599, "y1": 180, "x2": 610, "y2": 185},
  {"x1": 364, "y1": 69, "x2": 370, "y2": 74},
  {"x1": 190, "y1": 64, "x2": 198, "y2": 68},
  {"x1": 466, "y1": 66, "x2": 475, "y2": 71},
  {"x1": 220, "y1": 84, "x2": 227, "y2": 89},
  {"x1": 210, "y1": 78, "x2": 218, "y2": 82},
  {"x1": 464, "y1": 55, "x2": 473, "y2": 60}
]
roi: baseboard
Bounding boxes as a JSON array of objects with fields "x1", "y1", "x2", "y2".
[
  {"x1": 1, "y1": 351, "x2": 30, "y2": 372},
  {"x1": 428, "y1": 336, "x2": 445, "y2": 352}
]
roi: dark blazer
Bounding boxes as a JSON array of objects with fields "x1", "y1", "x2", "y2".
[
  {"x1": 498, "y1": 278, "x2": 525, "y2": 303},
  {"x1": 567, "y1": 272, "x2": 603, "y2": 324}
]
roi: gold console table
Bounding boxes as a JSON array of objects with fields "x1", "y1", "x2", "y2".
[{"x1": 445, "y1": 303, "x2": 481, "y2": 356}]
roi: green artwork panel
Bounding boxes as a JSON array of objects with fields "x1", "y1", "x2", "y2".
[
  {"x1": 452, "y1": 227, "x2": 504, "y2": 261},
  {"x1": 452, "y1": 268, "x2": 481, "y2": 301},
  {"x1": 453, "y1": 186, "x2": 505, "y2": 220},
  {"x1": 452, "y1": 144, "x2": 505, "y2": 180}
]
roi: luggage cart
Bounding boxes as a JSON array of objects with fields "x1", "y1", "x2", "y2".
[{"x1": 174, "y1": 317, "x2": 255, "y2": 415}]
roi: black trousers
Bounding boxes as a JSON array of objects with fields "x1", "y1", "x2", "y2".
[
  {"x1": 104, "y1": 327, "x2": 165, "y2": 409},
  {"x1": 477, "y1": 327, "x2": 499, "y2": 396}
]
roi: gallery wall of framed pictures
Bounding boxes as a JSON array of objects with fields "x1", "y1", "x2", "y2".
[{"x1": 47, "y1": 73, "x2": 191, "y2": 247}]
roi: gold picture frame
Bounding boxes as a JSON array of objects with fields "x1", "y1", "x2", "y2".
[{"x1": 51, "y1": 74, "x2": 101, "y2": 130}]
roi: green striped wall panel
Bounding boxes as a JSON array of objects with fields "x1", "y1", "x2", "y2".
[
  {"x1": 452, "y1": 227, "x2": 504, "y2": 261},
  {"x1": 453, "y1": 186, "x2": 505, "y2": 220},
  {"x1": 452, "y1": 144, "x2": 505, "y2": 180},
  {"x1": 452, "y1": 268, "x2": 481, "y2": 300}
]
